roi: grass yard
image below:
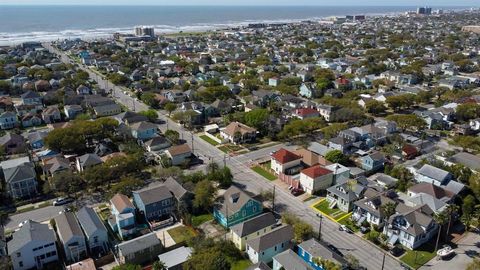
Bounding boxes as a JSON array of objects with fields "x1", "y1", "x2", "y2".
[
  {"x1": 15, "y1": 205, "x2": 35, "y2": 214},
  {"x1": 191, "y1": 213, "x2": 213, "y2": 227},
  {"x1": 168, "y1": 226, "x2": 197, "y2": 244},
  {"x1": 313, "y1": 199, "x2": 348, "y2": 221},
  {"x1": 230, "y1": 259, "x2": 252, "y2": 270},
  {"x1": 252, "y1": 166, "x2": 277, "y2": 181},
  {"x1": 400, "y1": 242, "x2": 437, "y2": 269},
  {"x1": 200, "y1": 135, "x2": 220, "y2": 146}
]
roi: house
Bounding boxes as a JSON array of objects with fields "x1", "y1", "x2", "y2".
[
  {"x1": 76, "y1": 154, "x2": 103, "y2": 172},
  {"x1": 230, "y1": 212, "x2": 277, "y2": 250},
  {"x1": 273, "y1": 249, "x2": 313, "y2": 270},
  {"x1": 157, "y1": 246, "x2": 192, "y2": 270},
  {"x1": 360, "y1": 152, "x2": 385, "y2": 172},
  {"x1": 27, "y1": 131, "x2": 48, "y2": 149},
  {"x1": 446, "y1": 152, "x2": 480, "y2": 172},
  {"x1": 76, "y1": 206, "x2": 109, "y2": 256},
  {"x1": 328, "y1": 136, "x2": 352, "y2": 154},
  {"x1": 130, "y1": 121, "x2": 158, "y2": 140},
  {"x1": 297, "y1": 239, "x2": 345, "y2": 270},
  {"x1": 55, "y1": 212, "x2": 88, "y2": 263},
  {"x1": 246, "y1": 224, "x2": 293, "y2": 264},
  {"x1": 21, "y1": 113, "x2": 42, "y2": 128},
  {"x1": 93, "y1": 103, "x2": 122, "y2": 117},
  {"x1": 144, "y1": 136, "x2": 171, "y2": 152},
  {"x1": 116, "y1": 232, "x2": 163, "y2": 265},
  {"x1": 353, "y1": 191, "x2": 397, "y2": 226},
  {"x1": 384, "y1": 204, "x2": 438, "y2": 249},
  {"x1": 220, "y1": 121, "x2": 257, "y2": 144},
  {"x1": 163, "y1": 177, "x2": 193, "y2": 207},
  {"x1": 317, "y1": 104, "x2": 338, "y2": 122},
  {"x1": 8, "y1": 220, "x2": 59, "y2": 270},
  {"x1": 293, "y1": 108, "x2": 320, "y2": 120},
  {"x1": 115, "y1": 111, "x2": 149, "y2": 125},
  {"x1": 108, "y1": 193, "x2": 136, "y2": 240},
  {"x1": 41, "y1": 106, "x2": 61, "y2": 124},
  {"x1": 326, "y1": 179, "x2": 366, "y2": 212},
  {"x1": 415, "y1": 164, "x2": 452, "y2": 186},
  {"x1": 21, "y1": 90, "x2": 42, "y2": 105},
  {"x1": 132, "y1": 185, "x2": 175, "y2": 225},
  {"x1": 0, "y1": 133, "x2": 26, "y2": 154},
  {"x1": 294, "y1": 148, "x2": 330, "y2": 167},
  {"x1": 299, "y1": 165, "x2": 333, "y2": 195},
  {"x1": 165, "y1": 144, "x2": 192, "y2": 166},
  {"x1": 1, "y1": 157, "x2": 37, "y2": 199},
  {"x1": 76, "y1": 85, "x2": 91, "y2": 95},
  {"x1": 66, "y1": 258, "x2": 96, "y2": 270},
  {"x1": 0, "y1": 111, "x2": 19, "y2": 129},
  {"x1": 402, "y1": 144, "x2": 419, "y2": 160},
  {"x1": 64, "y1": 105, "x2": 84, "y2": 120},
  {"x1": 271, "y1": 148, "x2": 302, "y2": 175},
  {"x1": 42, "y1": 156, "x2": 71, "y2": 176},
  {"x1": 213, "y1": 186, "x2": 263, "y2": 228},
  {"x1": 299, "y1": 83, "x2": 321, "y2": 99},
  {"x1": 407, "y1": 183, "x2": 454, "y2": 204}
]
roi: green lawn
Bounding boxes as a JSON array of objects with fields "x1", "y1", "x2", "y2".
[
  {"x1": 400, "y1": 242, "x2": 437, "y2": 269},
  {"x1": 168, "y1": 226, "x2": 197, "y2": 244},
  {"x1": 191, "y1": 213, "x2": 213, "y2": 227},
  {"x1": 231, "y1": 259, "x2": 252, "y2": 270},
  {"x1": 252, "y1": 166, "x2": 277, "y2": 181},
  {"x1": 200, "y1": 135, "x2": 220, "y2": 146},
  {"x1": 219, "y1": 144, "x2": 244, "y2": 153},
  {"x1": 313, "y1": 200, "x2": 348, "y2": 220}
]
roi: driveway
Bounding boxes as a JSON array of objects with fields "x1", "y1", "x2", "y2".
[{"x1": 420, "y1": 232, "x2": 480, "y2": 270}]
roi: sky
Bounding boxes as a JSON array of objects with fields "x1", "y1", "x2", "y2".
[{"x1": 0, "y1": 0, "x2": 479, "y2": 6}]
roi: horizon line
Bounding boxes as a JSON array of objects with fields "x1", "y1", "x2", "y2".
[{"x1": 0, "y1": 4, "x2": 477, "y2": 7}]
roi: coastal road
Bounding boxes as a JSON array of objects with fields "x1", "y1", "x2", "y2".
[{"x1": 45, "y1": 43, "x2": 404, "y2": 270}]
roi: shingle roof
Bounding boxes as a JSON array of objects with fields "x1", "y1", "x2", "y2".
[
  {"x1": 110, "y1": 193, "x2": 134, "y2": 213},
  {"x1": 157, "y1": 246, "x2": 192, "y2": 268},
  {"x1": 223, "y1": 121, "x2": 257, "y2": 136},
  {"x1": 231, "y1": 212, "x2": 277, "y2": 237},
  {"x1": 297, "y1": 239, "x2": 344, "y2": 264},
  {"x1": 133, "y1": 185, "x2": 173, "y2": 205},
  {"x1": 216, "y1": 186, "x2": 258, "y2": 216},
  {"x1": 163, "y1": 177, "x2": 188, "y2": 200},
  {"x1": 117, "y1": 231, "x2": 161, "y2": 255},
  {"x1": 76, "y1": 206, "x2": 107, "y2": 238},
  {"x1": 130, "y1": 121, "x2": 158, "y2": 132},
  {"x1": 8, "y1": 220, "x2": 56, "y2": 253},
  {"x1": 77, "y1": 153, "x2": 103, "y2": 168},
  {"x1": 417, "y1": 164, "x2": 451, "y2": 182},
  {"x1": 408, "y1": 183, "x2": 453, "y2": 200},
  {"x1": 55, "y1": 212, "x2": 84, "y2": 243},
  {"x1": 450, "y1": 152, "x2": 480, "y2": 171},
  {"x1": 273, "y1": 249, "x2": 313, "y2": 270},
  {"x1": 3, "y1": 162, "x2": 36, "y2": 184},
  {"x1": 167, "y1": 144, "x2": 191, "y2": 156},
  {"x1": 271, "y1": 148, "x2": 302, "y2": 164},
  {"x1": 246, "y1": 224, "x2": 293, "y2": 252}
]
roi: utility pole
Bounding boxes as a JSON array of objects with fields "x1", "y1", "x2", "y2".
[
  {"x1": 191, "y1": 132, "x2": 194, "y2": 155},
  {"x1": 316, "y1": 214, "x2": 323, "y2": 241},
  {"x1": 272, "y1": 186, "x2": 276, "y2": 213},
  {"x1": 223, "y1": 154, "x2": 227, "y2": 167},
  {"x1": 381, "y1": 253, "x2": 386, "y2": 270}
]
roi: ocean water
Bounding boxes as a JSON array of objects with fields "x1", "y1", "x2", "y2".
[{"x1": 0, "y1": 5, "x2": 468, "y2": 45}]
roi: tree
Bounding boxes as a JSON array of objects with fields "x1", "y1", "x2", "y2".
[
  {"x1": 51, "y1": 171, "x2": 85, "y2": 195},
  {"x1": 282, "y1": 212, "x2": 313, "y2": 242},
  {"x1": 365, "y1": 100, "x2": 387, "y2": 115},
  {"x1": 345, "y1": 254, "x2": 360, "y2": 270},
  {"x1": 321, "y1": 123, "x2": 347, "y2": 140},
  {"x1": 164, "y1": 102, "x2": 177, "y2": 117},
  {"x1": 278, "y1": 117, "x2": 326, "y2": 140},
  {"x1": 325, "y1": 150, "x2": 348, "y2": 165},
  {"x1": 386, "y1": 114, "x2": 426, "y2": 132},
  {"x1": 381, "y1": 202, "x2": 397, "y2": 236},
  {"x1": 312, "y1": 258, "x2": 341, "y2": 270},
  {"x1": 444, "y1": 204, "x2": 459, "y2": 242},
  {"x1": 434, "y1": 212, "x2": 448, "y2": 252},
  {"x1": 456, "y1": 103, "x2": 480, "y2": 122},
  {"x1": 164, "y1": 130, "x2": 180, "y2": 144},
  {"x1": 112, "y1": 264, "x2": 142, "y2": 270},
  {"x1": 193, "y1": 180, "x2": 217, "y2": 211},
  {"x1": 388, "y1": 165, "x2": 413, "y2": 192},
  {"x1": 244, "y1": 108, "x2": 269, "y2": 130},
  {"x1": 183, "y1": 248, "x2": 231, "y2": 270},
  {"x1": 462, "y1": 195, "x2": 476, "y2": 230},
  {"x1": 152, "y1": 261, "x2": 167, "y2": 270},
  {"x1": 330, "y1": 107, "x2": 366, "y2": 123},
  {"x1": 139, "y1": 109, "x2": 158, "y2": 122},
  {"x1": 109, "y1": 176, "x2": 143, "y2": 196},
  {"x1": 469, "y1": 173, "x2": 480, "y2": 200},
  {"x1": 140, "y1": 92, "x2": 159, "y2": 108}
]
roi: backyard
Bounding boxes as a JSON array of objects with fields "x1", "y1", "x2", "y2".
[
  {"x1": 191, "y1": 213, "x2": 213, "y2": 227},
  {"x1": 230, "y1": 259, "x2": 252, "y2": 270},
  {"x1": 167, "y1": 226, "x2": 197, "y2": 244}
]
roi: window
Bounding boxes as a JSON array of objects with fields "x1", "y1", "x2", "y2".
[
  {"x1": 16, "y1": 252, "x2": 21, "y2": 257},
  {"x1": 19, "y1": 262, "x2": 23, "y2": 267},
  {"x1": 275, "y1": 246, "x2": 277, "y2": 251}
]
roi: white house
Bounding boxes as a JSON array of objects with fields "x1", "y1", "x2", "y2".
[
  {"x1": 55, "y1": 212, "x2": 88, "y2": 263},
  {"x1": 165, "y1": 144, "x2": 192, "y2": 166},
  {"x1": 270, "y1": 148, "x2": 302, "y2": 175},
  {"x1": 299, "y1": 165, "x2": 333, "y2": 194}
]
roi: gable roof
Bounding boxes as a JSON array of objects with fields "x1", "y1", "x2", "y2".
[
  {"x1": 133, "y1": 184, "x2": 173, "y2": 205},
  {"x1": 216, "y1": 186, "x2": 259, "y2": 216},
  {"x1": 417, "y1": 164, "x2": 451, "y2": 182},
  {"x1": 8, "y1": 220, "x2": 56, "y2": 253},
  {"x1": 157, "y1": 246, "x2": 192, "y2": 269},
  {"x1": 271, "y1": 148, "x2": 302, "y2": 164},
  {"x1": 163, "y1": 177, "x2": 189, "y2": 200},
  {"x1": 55, "y1": 212, "x2": 84, "y2": 243},
  {"x1": 246, "y1": 224, "x2": 293, "y2": 252},
  {"x1": 301, "y1": 165, "x2": 332, "y2": 179},
  {"x1": 449, "y1": 152, "x2": 480, "y2": 171},
  {"x1": 3, "y1": 162, "x2": 36, "y2": 184},
  {"x1": 231, "y1": 212, "x2": 277, "y2": 237},
  {"x1": 76, "y1": 206, "x2": 107, "y2": 237},
  {"x1": 110, "y1": 193, "x2": 134, "y2": 213},
  {"x1": 408, "y1": 183, "x2": 453, "y2": 200},
  {"x1": 223, "y1": 121, "x2": 257, "y2": 136},
  {"x1": 273, "y1": 249, "x2": 313, "y2": 270},
  {"x1": 77, "y1": 153, "x2": 103, "y2": 168},
  {"x1": 130, "y1": 121, "x2": 158, "y2": 132},
  {"x1": 117, "y1": 231, "x2": 161, "y2": 255},
  {"x1": 167, "y1": 144, "x2": 191, "y2": 156}
]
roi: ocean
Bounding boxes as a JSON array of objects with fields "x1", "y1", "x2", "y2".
[{"x1": 0, "y1": 5, "x2": 471, "y2": 45}]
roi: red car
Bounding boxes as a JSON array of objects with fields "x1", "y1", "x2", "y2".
[{"x1": 290, "y1": 188, "x2": 304, "y2": 196}]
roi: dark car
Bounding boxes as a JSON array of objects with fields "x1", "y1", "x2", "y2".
[
  {"x1": 360, "y1": 226, "x2": 370, "y2": 234},
  {"x1": 327, "y1": 244, "x2": 343, "y2": 257},
  {"x1": 52, "y1": 197, "x2": 74, "y2": 206},
  {"x1": 291, "y1": 188, "x2": 304, "y2": 196},
  {"x1": 391, "y1": 246, "x2": 405, "y2": 257}
]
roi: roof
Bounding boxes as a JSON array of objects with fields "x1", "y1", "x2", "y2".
[
  {"x1": 167, "y1": 144, "x2": 191, "y2": 156},
  {"x1": 216, "y1": 186, "x2": 258, "y2": 216},
  {"x1": 271, "y1": 148, "x2": 302, "y2": 164},
  {"x1": 130, "y1": 121, "x2": 158, "y2": 132},
  {"x1": 246, "y1": 262, "x2": 271, "y2": 270},
  {"x1": 308, "y1": 142, "x2": 330, "y2": 156},
  {"x1": 295, "y1": 108, "x2": 319, "y2": 117},
  {"x1": 223, "y1": 121, "x2": 257, "y2": 136},
  {"x1": 327, "y1": 180, "x2": 366, "y2": 202},
  {"x1": 55, "y1": 212, "x2": 84, "y2": 243},
  {"x1": 231, "y1": 212, "x2": 277, "y2": 237},
  {"x1": 273, "y1": 249, "x2": 313, "y2": 270},
  {"x1": 66, "y1": 258, "x2": 96, "y2": 270},
  {"x1": 163, "y1": 177, "x2": 189, "y2": 200},
  {"x1": 144, "y1": 136, "x2": 170, "y2": 147},
  {"x1": 133, "y1": 184, "x2": 173, "y2": 205},
  {"x1": 110, "y1": 193, "x2": 134, "y2": 213},
  {"x1": 417, "y1": 164, "x2": 451, "y2": 182},
  {"x1": 27, "y1": 130, "x2": 48, "y2": 143},
  {"x1": 450, "y1": 152, "x2": 480, "y2": 171},
  {"x1": 0, "y1": 156, "x2": 30, "y2": 170},
  {"x1": 297, "y1": 239, "x2": 345, "y2": 264},
  {"x1": 3, "y1": 162, "x2": 36, "y2": 184},
  {"x1": 408, "y1": 183, "x2": 453, "y2": 200},
  {"x1": 246, "y1": 224, "x2": 293, "y2": 252},
  {"x1": 407, "y1": 193, "x2": 446, "y2": 212},
  {"x1": 8, "y1": 220, "x2": 56, "y2": 253},
  {"x1": 117, "y1": 231, "x2": 161, "y2": 255},
  {"x1": 294, "y1": 148, "x2": 330, "y2": 167},
  {"x1": 157, "y1": 246, "x2": 192, "y2": 268},
  {"x1": 77, "y1": 153, "x2": 103, "y2": 168},
  {"x1": 76, "y1": 206, "x2": 107, "y2": 237},
  {"x1": 301, "y1": 165, "x2": 332, "y2": 179},
  {"x1": 0, "y1": 133, "x2": 24, "y2": 146},
  {"x1": 21, "y1": 90, "x2": 41, "y2": 99}
]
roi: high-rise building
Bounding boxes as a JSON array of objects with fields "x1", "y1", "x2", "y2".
[
  {"x1": 417, "y1": 6, "x2": 432, "y2": 15},
  {"x1": 134, "y1": 26, "x2": 155, "y2": 37}
]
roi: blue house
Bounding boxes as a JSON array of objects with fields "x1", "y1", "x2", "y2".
[
  {"x1": 297, "y1": 239, "x2": 345, "y2": 270},
  {"x1": 132, "y1": 185, "x2": 175, "y2": 224},
  {"x1": 108, "y1": 193, "x2": 137, "y2": 240},
  {"x1": 360, "y1": 151, "x2": 385, "y2": 172},
  {"x1": 299, "y1": 83, "x2": 320, "y2": 99},
  {"x1": 213, "y1": 186, "x2": 263, "y2": 228},
  {"x1": 130, "y1": 121, "x2": 158, "y2": 140}
]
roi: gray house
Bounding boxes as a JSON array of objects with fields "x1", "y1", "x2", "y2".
[
  {"x1": 76, "y1": 206, "x2": 109, "y2": 256},
  {"x1": 1, "y1": 157, "x2": 37, "y2": 199},
  {"x1": 55, "y1": 212, "x2": 88, "y2": 263},
  {"x1": 132, "y1": 185, "x2": 175, "y2": 225},
  {"x1": 8, "y1": 220, "x2": 59, "y2": 270},
  {"x1": 116, "y1": 232, "x2": 163, "y2": 265}
]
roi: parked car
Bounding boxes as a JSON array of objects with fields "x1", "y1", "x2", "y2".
[
  {"x1": 360, "y1": 226, "x2": 370, "y2": 234},
  {"x1": 339, "y1": 225, "x2": 353, "y2": 234},
  {"x1": 327, "y1": 244, "x2": 343, "y2": 257},
  {"x1": 390, "y1": 246, "x2": 405, "y2": 257},
  {"x1": 291, "y1": 188, "x2": 304, "y2": 196},
  {"x1": 52, "y1": 197, "x2": 74, "y2": 206}
]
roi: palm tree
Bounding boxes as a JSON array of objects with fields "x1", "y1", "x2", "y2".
[
  {"x1": 444, "y1": 204, "x2": 459, "y2": 242},
  {"x1": 381, "y1": 202, "x2": 397, "y2": 236},
  {"x1": 434, "y1": 212, "x2": 448, "y2": 252}
]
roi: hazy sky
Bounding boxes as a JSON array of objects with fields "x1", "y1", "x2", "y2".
[{"x1": 0, "y1": 0, "x2": 479, "y2": 6}]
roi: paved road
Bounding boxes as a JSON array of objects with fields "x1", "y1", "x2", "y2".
[
  {"x1": 5, "y1": 205, "x2": 64, "y2": 230},
  {"x1": 45, "y1": 43, "x2": 404, "y2": 270}
]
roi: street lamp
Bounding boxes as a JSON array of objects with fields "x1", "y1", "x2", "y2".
[{"x1": 316, "y1": 213, "x2": 323, "y2": 242}]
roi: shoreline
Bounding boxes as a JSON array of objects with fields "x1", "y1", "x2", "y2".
[{"x1": 0, "y1": 7, "x2": 474, "y2": 46}]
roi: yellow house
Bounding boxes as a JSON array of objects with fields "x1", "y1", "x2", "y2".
[{"x1": 230, "y1": 212, "x2": 277, "y2": 250}]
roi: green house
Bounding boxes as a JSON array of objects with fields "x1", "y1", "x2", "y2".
[{"x1": 213, "y1": 186, "x2": 263, "y2": 228}]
